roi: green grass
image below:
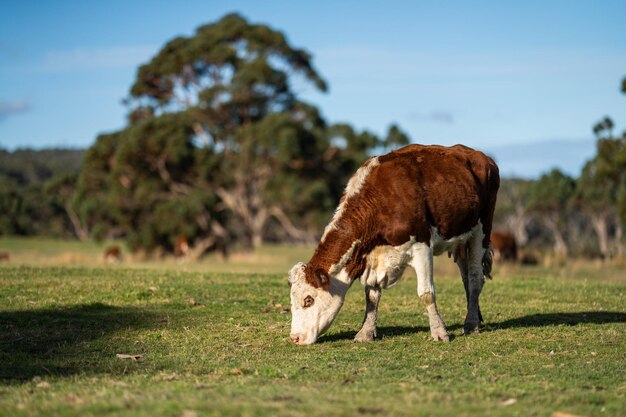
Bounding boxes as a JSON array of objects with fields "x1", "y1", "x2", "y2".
[{"x1": 0, "y1": 240, "x2": 625, "y2": 416}]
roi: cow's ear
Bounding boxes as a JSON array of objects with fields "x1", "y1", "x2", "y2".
[{"x1": 311, "y1": 268, "x2": 331, "y2": 290}]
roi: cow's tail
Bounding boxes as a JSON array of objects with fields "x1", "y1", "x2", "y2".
[
  {"x1": 480, "y1": 154, "x2": 499, "y2": 281},
  {"x1": 482, "y1": 244, "x2": 493, "y2": 280}
]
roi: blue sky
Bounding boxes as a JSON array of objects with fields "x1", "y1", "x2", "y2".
[{"x1": 1, "y1": 1, "x2": 625, "y2": 178}]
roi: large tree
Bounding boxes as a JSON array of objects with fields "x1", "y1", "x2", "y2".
[
  {"x1": 75, "y1": 13, "x2": 394, "y2": 255},
  {"x1": 127, "y1": 13, "x2": 336, "y2": 248},
  {"x1": 577, "y1": 117, "x2": 626, "y2": 258}
]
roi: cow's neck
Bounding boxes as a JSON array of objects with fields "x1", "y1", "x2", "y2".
[{"x1": 308, "y1": 227, "x2": 370, "y2": 284}]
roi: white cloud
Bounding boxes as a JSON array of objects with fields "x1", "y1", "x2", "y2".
[
  {"x1": 41, "y1": 45, "x2": 156, "y2": 71},
  {"x1": 0, "y1": 99, "x2": 30, "y2": 120},
  {"x1": 409, "y1": 110, "x2": 454, "y2": 124}
]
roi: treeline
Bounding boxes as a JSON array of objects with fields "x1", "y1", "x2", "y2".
[
  {"x1": 2, "y1": 134, "x2": 624, "y2": 260},
  {"x1": 0, "y1": 148, "x2": 83, "y2": 237},
  {"x1": 498, "y1": 116, "x2": 626, "y2": 260},
  {"x1": 1, "y1": 13, "x2": 624, "y2": 260}
]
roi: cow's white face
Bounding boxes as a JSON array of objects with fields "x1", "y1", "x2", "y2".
[{"x1": 288, "y1": 262, "x2": 349, "y2": 345}]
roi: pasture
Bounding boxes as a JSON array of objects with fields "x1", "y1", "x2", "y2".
[{"x1": 0, "y1": 238, "x2": 624, "y2": 417}]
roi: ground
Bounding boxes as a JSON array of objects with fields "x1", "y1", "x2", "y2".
[{"x1": 0, "y1": 237, "x2": 624, "y2": 417}]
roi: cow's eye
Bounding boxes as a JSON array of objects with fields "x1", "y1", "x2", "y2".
[{"x1": 303, "y1": 295, "x2": 314, "y2": 308}]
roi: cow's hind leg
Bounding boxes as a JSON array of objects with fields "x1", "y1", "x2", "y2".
[
  {"x1": 355, "y1": 284, "x2": 381, "y2": 342},
  {"x1": 411, "y1": 243, "x2": 449, "y2": 342},
  {"x1": 454, "y1": 245, "x2": 483, "y2": 323},
  {"x1": 464, "y1": 231, "x2": 487, "y2": 334}
]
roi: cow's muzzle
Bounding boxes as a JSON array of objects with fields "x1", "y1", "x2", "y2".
[{"x1": 290, "y1": 333, "x2": 307, "y2": 345}]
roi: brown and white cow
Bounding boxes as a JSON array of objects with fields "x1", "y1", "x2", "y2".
[
  {"x1": 491, "y1": 231, "x2": 517, "y2": 261},
  {"x1": 174, "y1": 236, "x2": 190, "y2": 261},
  {"x1": 288, "y1": 144, "x2": 499, "y2": 345},
  {"x1": 103, "y1": 245, "x2": 122, "y2": 264}
]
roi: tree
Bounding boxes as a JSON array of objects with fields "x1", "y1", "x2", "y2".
[
  {"x1": 578, "y1": 132, "x2": 626, "y2": 258},
  {"x1": 74, "y1": 113, "x2": 231, "y2": 256},
  {"x1": 45, "y1": 174, "x2": 89, "y2": 241},
  {"x1": 580, "y1": 76, "x2": 626, "y2": 257},
  {"x1": 124, "y1": 13, "x2": 334, "y2": 248},
  {"x1": 592, "y1": 116, "x2": 614, "y2": 139},
  {"x1": 0, "y1": 178, "x2": 23, "y2": 235},
  {"x1": 75, "y1": 14, "x2": 398, "y2": 255},
  {"x1": 529, "y1": 169, "x2": 576, "y2": 256},
  {"x1": 75, "y1": 132, "x2": 125, "y2": 241},
  {"x1": 383, "y1": 124, "x2": 410, "y2": 151},
  {"x1": 0, "y1": 149, "x2": 84, "y2": 238}
]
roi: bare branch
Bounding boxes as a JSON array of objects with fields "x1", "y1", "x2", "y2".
[
  {"x1": 269, "y1": 206, "x2": 313, "y2": 243},
  {"x1": 155, "y1": 157, "x2": 192, "y2": 195}
]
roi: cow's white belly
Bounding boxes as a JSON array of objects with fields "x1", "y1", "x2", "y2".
[
  {"x1": 360, "y1": 239, "x2": 414, "y2": 289},
  {"x1": 360, "y1": 223, "x2": 481, "y2": 289}
]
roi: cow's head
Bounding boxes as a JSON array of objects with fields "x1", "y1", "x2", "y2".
[{"x1": 287, "y1": 262, "x2": 350, "y2": 345}]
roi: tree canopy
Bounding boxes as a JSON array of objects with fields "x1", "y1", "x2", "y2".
[{"x1": 73, "y1": 13, "x2": 402, "y2": 256}]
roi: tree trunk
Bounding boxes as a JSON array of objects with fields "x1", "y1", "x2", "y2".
[
  {"x1": 215, "y1": 169, "x2": 272, "y2": 248},
  {"x1": 506, "y1": 207, "x2": 530, "y2": 246},
  {"x1": 64, "y1": 202, "x2": 89, "y2": 241},
  {"x1": 590, "y1": 214, "x2": 610, "y2": 259},
  {"x1": 543, "y1": 215, "x2": 568, "y2": 257},
  {"x1": 188, "y1": 236, "x2": 215, "y2": 261},
  {"x1": 250, "y1": 207, "x2": 269, "y2": 248},
  {"x1": 615, "y1": 220, "x2": 624, "y2": 257},
  {"x1": 269, "y1": 206, "x2": 315, "y2": 243},
  {"x1": 188, "y1": 215, "x2": 231, "y2": 260}
]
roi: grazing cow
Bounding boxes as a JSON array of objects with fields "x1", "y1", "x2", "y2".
[
  {"x1": 0, "y1": 251, "x2": 9, "y2": 262},
  {"x1": 491, "y1": 231, "x2": 517, "y2": 261},
  {"x1": 103, "y1": 245, "x2": 122, "y2": 264},
  {"x1": 288, "y1": 144, "x2": 499, "y2": 345},
  {"x1": 174, "y1": 236, "x2": 190, "y2": 261}
]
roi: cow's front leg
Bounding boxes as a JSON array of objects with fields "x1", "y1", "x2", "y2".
[
  {"x1": 355, "y1": 284, "x2": 381, "y2": 342},
  {"x1": 464, "y1": 239, "x2": 487, "y2": 335},
  {"x1": 411, "y1": 244, "x2": 449, "y2": 342}
]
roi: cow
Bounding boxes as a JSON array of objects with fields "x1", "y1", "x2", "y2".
[
  {"x1": 491, "y1": 231, "x2": 517, "y2": 261},
  {"x1": 103, "y1": 245, "x2": 122, "y2": 264},
  {"x1": 288, "y1": 144, "x2": 499, "y2": 345},
  {"x1": 174, "y1": 236, "x2": 190, "y2": 261}
]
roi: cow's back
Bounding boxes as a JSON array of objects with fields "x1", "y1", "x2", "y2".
[{"x1": 361, "y1": 144, "x2": 499, "y2": 246}]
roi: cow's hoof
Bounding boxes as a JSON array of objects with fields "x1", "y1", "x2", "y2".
[
  {"x1": 463, "y1": 322, "x2": 480, "y2": 335},
  {"x1": 354, "y1": 328, "x2": 376, "y2": 342},
  {"x1": 431, "y1": 328, "x2": 450, "y2": 342}
]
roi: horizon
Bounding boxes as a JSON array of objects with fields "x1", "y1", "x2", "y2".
[{"x1": 1, "y1": 1, "x2": 625, "y2": 178}]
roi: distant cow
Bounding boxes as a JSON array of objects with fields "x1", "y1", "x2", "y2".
[
  {"x1": 174, "y1": 236, "x2": 190, "y2": 261},
  {"x1": 288, "y1": 144, "x2": 499, "y2": 345},
  {"x1": 491, "y1": 231, "x2": 517, "y2": 261},
  {"x1": 0, "y1": 251, "x2": 9, "y2": 262},
  {"x1": 103, "y1": 246, "x2": 122, "y2": 264}
]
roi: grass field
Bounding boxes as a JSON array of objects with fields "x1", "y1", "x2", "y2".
[{"x1": 0, "y1": 238, "x2": 624, "y2": 417}]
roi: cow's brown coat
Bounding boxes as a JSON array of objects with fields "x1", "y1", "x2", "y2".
[{"x1": 305, "y1": 144, "x2": 500, "y2": 289}]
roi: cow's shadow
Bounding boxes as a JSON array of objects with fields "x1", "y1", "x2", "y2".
[
  {"x1": 0, "y1": 303, "x2": 162, "y2": 382},
  {"x1": 319, "y1": 311, "x2": 626, "y2": 343},
  {"x1": 488, "y1": 311, "x2": 626, "y2": 329}
]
